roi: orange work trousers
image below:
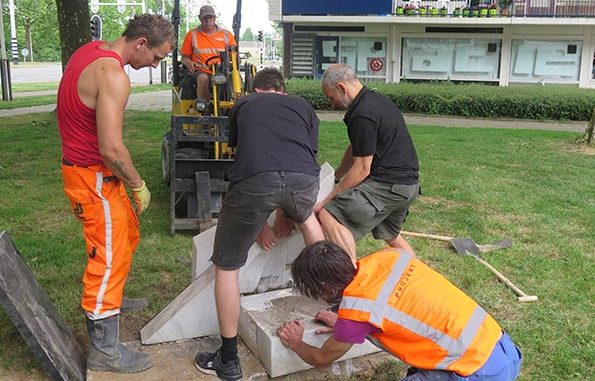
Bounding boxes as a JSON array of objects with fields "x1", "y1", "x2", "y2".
[{"x1": 61, "y1": 162, "x2": 140, "y2": 319}]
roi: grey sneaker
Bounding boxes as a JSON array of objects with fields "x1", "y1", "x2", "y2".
[{"x1": 195, "y1": 350, "x2": 242, "y2": 381}]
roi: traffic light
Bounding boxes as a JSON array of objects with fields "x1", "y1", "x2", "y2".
[
  {"x1": 90, "y1": 15, "x2": 103, "y2": 41},
  {"x1": 257, "y1": 30, "x2": 263, "y2": 42}
]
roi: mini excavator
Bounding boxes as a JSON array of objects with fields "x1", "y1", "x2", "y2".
[{"x1": 163, "y1": 0, "x2": 256, "y2": 234}]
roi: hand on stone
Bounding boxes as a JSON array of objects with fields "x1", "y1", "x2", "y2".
[
  {"x1": 314, "y1": 310, "x2": 338, "y2": 334},
  {"x1": 277, "y1": 319, "x2": 304, "y2": 350}
]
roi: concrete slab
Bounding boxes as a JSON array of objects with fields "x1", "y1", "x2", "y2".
[
  {"x1": 239, "y1": 289, "x2": 382, "y2": 378},
  {"x1": 88, "y1": 336, "x2": 393, "y2": 381},
  {"x1": 0, "y1": 231, "x2": 86, "y2": 381},
  {"x1": 141, "y1": 163, "x2": 335, "y2": 344}
]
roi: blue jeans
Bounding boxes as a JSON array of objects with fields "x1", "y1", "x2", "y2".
[{"x1": 402, "y1": 332, "x2": 522, "y2": 381}]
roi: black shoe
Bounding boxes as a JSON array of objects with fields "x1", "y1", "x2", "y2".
[{"x1": 194, "y1": 350, "x2": 242, "y2": 381}]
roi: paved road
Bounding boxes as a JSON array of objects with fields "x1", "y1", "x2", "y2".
[
  {"x1": 1, "y1": 90, "x2": 586, "y2": 132},
  {"x1": 9, "y1": 62, "x2": 166, "y2": 85}
]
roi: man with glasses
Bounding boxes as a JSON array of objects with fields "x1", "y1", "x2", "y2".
[{"x1": 180, "y1": 4, "x2": 237, "y2": 102}]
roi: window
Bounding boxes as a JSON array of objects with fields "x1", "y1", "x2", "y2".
[
  {"x1": 340, "y1": 37, "x2": 387, "y2": 81},
  {"x1": 510, "y1": 39, "x2": 582, "y2": 82},
  {"x1": 401, "y1": 37, "x2": 501, "y2": 81}
]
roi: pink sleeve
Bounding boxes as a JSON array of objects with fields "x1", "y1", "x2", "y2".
[{"x1": 333, "y1": 318, "x2": 379, "y2": 344}]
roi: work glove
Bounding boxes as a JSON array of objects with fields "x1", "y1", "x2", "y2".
[{"x1": 131, "y1": 180, "x2": 151, "y2": 215}]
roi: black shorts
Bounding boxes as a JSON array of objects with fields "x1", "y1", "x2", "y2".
[{"x1": 211, "y1": 171, "x2": 319, "y2": 270}]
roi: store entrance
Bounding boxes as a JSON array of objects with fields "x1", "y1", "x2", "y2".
[{"x1": 314, "y1": 37, "x2": 339, "y2": 79}]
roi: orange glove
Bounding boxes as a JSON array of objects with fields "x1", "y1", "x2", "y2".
[{"x1": 131, "y1": 180, "x2": 151, "y2": 215}]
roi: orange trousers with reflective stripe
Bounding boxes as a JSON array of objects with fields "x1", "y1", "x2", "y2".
[{"x1": 61, "y1": 163, "x2": 140, "y2": 319}]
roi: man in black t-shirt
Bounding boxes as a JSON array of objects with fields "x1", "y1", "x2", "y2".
[
  {"x1": 315, "y1": 64, "x2": 419, "y2": 263},
  {"x1": 194, "y1": 68, "x2": 325, "y2": 381}
]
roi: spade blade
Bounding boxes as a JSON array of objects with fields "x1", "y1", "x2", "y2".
[
  {"x1": 477, "y1": 239, "x2": 513, "y2": 253},
  {"x1": 450, "y1": 237, "x2": 480, "y2": 256}
]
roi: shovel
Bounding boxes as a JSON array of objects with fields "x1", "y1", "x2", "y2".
[
  {"x1": 450, "y1": 238, "x2": 538, "y2": 302},
  {"x1": 400, "y1": 231, "x2": 512, "y2": 253}
]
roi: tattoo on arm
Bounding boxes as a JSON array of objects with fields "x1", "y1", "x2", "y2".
[
  {"x1": 109, "y1": 158, "x2": 134, "y2": 185},
  {"x1": 110, "y1": 159, "x2": 125, "y2": 176}
]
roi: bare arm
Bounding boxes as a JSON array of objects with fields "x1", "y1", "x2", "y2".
[
  {"x1": 277, "y1": 320, "x2": 352, "y2": 369},
  {"x1": 315, "y1": 152, "x2": 373, "y2": 212},
  {"x1": 334, "y1": 145, "x2": 354, "y2": 180},
  {"x1": 181, "y1": 55, "x2": 207, "y2": 72},
  {"x1": 96, "y1": 64, "x2": 143, "y2": 189}
]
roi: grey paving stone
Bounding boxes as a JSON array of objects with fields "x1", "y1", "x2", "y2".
[{"x1": 0, "y1": 231, "x2": 86, "y2": 381}]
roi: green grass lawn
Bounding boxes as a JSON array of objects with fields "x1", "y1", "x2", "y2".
[
  {"x1": 0, "y1": 112, "x2": 593, "y2": 380},
  {"x1": 12, "y1": 82, "x2": 60, "y2": 92}
]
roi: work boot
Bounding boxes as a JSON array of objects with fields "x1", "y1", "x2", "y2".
[
  {"x1": 195, "y1": 349, "x2": 242, "y2": 381},
  {"x1": 86, "y1": 314, "x2": 153, "y2": 373},
  {"x1": 120, "y1": 297, "x2": 149, "y2": 313}
]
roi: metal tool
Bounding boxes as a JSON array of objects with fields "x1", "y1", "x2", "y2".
[
  {"x1": 450, "y1": 238, "x2": 538, "y2": 302},
  {"x1": 400, "y1": 231, "x2": 512, "y2": 253}
]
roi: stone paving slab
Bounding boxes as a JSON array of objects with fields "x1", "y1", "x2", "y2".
[
  {"x1": 0, "y1": 231, "x2": 86, "y2": 381},
  {"x1": 239, "y1": 289, "x2": 381, "y2": 378}
]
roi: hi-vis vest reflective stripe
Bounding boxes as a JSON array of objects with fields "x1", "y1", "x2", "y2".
[
  {"x1": 338, "y1": 248, "x2": 502, "y2": 376},
  {"x1": 191, "y1": 28, "x2": 231, "y2": 56}
]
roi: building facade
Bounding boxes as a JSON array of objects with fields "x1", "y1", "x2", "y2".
[{"x1": 269, "y1": 0, "x2": 595, "y2": 88}]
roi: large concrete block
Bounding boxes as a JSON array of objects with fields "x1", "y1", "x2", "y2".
[
  {"x1": 141, "y1": 163, "x2": 335, "y2": 344},
  {"x1": 0, "y1": 231, "x2": 86, "y2": 381},
  {"x1": 239, "y1": 288, "x2": 381, "y2": 378}
]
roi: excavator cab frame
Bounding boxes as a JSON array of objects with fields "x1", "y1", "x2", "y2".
[{"x1": 163, "y1": 0, "x2": 255, "y2": 234}]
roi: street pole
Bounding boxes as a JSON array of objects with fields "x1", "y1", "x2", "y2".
[
  {"x1": 0, "y1": 0, "x2": 13, "y2": 100},
  {"x1": 0, "y1": 0, "x2": 7, "y2": 61},
  {"x1": 185, "y1": 0, "x2": 189, "y2": 33},
  {"x1": 8, "y1": 0, "x2": 17, "y2": 64},
  {"x1": 28, "y1": 29, "x2": 33, "y2": 62}
]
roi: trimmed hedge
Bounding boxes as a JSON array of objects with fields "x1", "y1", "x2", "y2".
[{"x1": 286, "y1": 79, "x2": 595, "y2": 121}]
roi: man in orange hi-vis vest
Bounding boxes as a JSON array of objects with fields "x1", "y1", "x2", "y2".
[
  {"x1": 180, "y1": 4, "x2": 237, "y2": 102},
  {"x1": 278, "y1": 241, "x2": 522, "y2": 381}
]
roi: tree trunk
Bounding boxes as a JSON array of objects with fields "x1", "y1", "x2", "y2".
[
  {"x1": 25, "y1": 22, "x2": 32, "y2": 62},
  {"x1": 55, "y1": 0, "x2": 91, "y2": 71},
  {"x1": 577, "y1": 106, "x2": 595, "y2": 145}
]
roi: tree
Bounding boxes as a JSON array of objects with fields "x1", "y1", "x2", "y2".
[
  {"x1": 14, "y1": 0, "x2": 57, "y2": 62},
  {"x1": 577, "y1": 106, "x2": 595, "y2": 145},
  {"x1": 56, "y1": 0, "x2": 91, "y2": 69},
  {"x1": 241, "y1": 27, "x2": 253, "y2": 42}
]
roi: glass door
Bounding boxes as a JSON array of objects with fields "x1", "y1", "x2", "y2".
[{"x1": 314, "y1": 37, "x2": 339, "y2": 79}]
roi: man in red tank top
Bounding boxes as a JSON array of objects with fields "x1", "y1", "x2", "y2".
[{"x1": 56, "y1": 14, "x2": 174, "y2": 374}]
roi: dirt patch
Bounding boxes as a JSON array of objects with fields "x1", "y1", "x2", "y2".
[
  {"x1": 417, "y1": 195, "x2": 462, "y2": 208},
  {"x1": 568, "y1": 143, "x2": 595, "y2": 155},
  {"x1": 119, "y1": 314, "x2": 153, "y2": 342}
]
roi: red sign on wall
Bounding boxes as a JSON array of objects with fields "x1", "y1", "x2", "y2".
[{"x1": 370, "y1": 58, "x2": 384, "y2": 72}]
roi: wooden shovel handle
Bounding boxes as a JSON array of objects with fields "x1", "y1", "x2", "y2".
[
  {"x1": 473, "y1": 256, "x2": 538, "y2": 302},
  {"x1": 400, "y1": 231, "x2": 453, "y2": 241}
]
